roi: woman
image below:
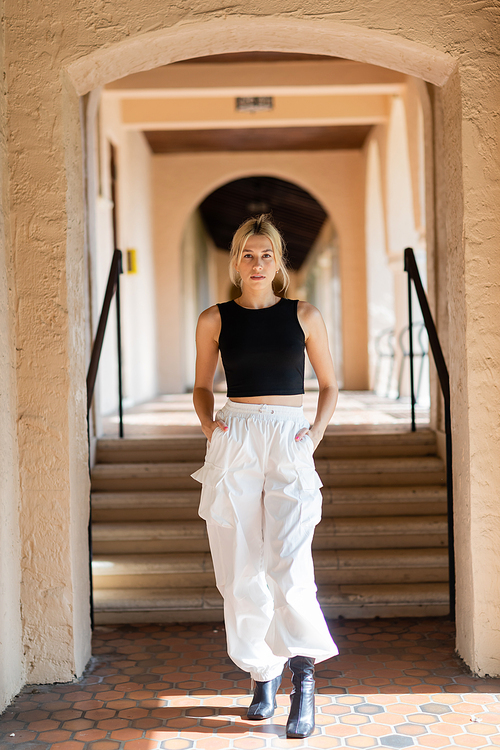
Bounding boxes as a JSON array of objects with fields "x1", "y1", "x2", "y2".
[{"x1": 191, "y1": 215, "x2": 338, "y2": 739}]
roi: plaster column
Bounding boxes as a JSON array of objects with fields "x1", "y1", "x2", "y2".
[
  {"x1": 6, "y1": 20, "x2": 91, "y2": 682},
  {"x1": 444, "y1": 60, "x2": 500, "y2": 675}
]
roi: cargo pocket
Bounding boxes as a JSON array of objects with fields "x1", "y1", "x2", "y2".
[
  {"x1": 190, "y1": 461, "x2": 234, "y2": 528},
  {"x1": 296, "y1": 467, "x2": 323, "y2": 527}
]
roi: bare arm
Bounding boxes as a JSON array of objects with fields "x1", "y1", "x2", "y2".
[
  {"x1": 192, "y1": 306, "x2": 228, "y2": 441},
  {"x1": 297, "y1": 302, "x2": 339, "y2": 450}
]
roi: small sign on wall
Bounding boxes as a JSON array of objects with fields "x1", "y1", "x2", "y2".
[{"x1": 127, "y1": 248, "x2": 138, "y2": 274}]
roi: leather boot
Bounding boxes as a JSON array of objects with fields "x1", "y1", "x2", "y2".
[
  {"x1": 286, "y1": 656, "x2": 315, "y2": 738},
  {"x1": 247, "y1": 673, "x2": 282, "y2": 720}
]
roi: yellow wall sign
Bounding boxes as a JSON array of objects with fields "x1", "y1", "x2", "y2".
[{"x1": 126, "y1": 248, "x2": 138, "y2": 274}]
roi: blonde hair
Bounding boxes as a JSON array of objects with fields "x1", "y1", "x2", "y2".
[{"x1": 229, "y1": 214, "x2": 290, "y2": 294}]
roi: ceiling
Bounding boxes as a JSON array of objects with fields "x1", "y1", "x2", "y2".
[
  {"x1": 144, "y1": 124, "x2": 372, "y2": 153},
  {"x1": 198, "y1": 176, "x2": 327, "y2": 270},
  {"x1": 106, "y1": 52, "x2": 403, "y2": 266}
]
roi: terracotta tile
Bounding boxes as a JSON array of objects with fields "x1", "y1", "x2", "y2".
[
  {"x1": 50, "y1": 743, "x2": 86, "y2": 750},
  {"x1": 159, "y1": 741, "x2": 194, "y2": 750},
  {"x1": 73, "y1": 729, "x2": 108, "y2": 742},
  {"x1": 123, "y1": 740, "x2": 160, "y2": 750},
  {"x1": 373, "y1": 712, "x2": 407, "y2": 725},
  {"x1": 233, "y1": 738, "x2": 267, "y2": 749},
  {"x1": 27, "y1": 719, "x2": 60, "y2": 731},
  {"x1": 418, "y1": 737, "x2": 455, "y2": 748},
  {"x1": 339, "y1": 714, "x2": 370, "y2": 725},
  {"x1": 407, "y1": 713, "x2": 439, "y2": 724},
  {"x1": 345, "y1": 737, "x2": 378, "y2": 748},
  {"x1": 94, "y1": 718, "x2": 129, "y2": 730},
  {"x1": 0, "y1": 730, "x2": 38, "y2": 744},
  {"x1": 359, "y1": 723, "x2": 394, "y2": 737},
  {"x1": 453, "y1": 734, "x2": 494, "y2": 747},
  {"x1": 17, "y1": 710, "x2": 50, "y2": 722},
  {"x1": 323, "y1": 723, "x2": 357, "y2": 737},
  {"x1": 84, "y1": 708, "x2": 116, "y2": 720},
  {"x1": 37, "y1": 731, "x2": 73, "y2": 742},
  {"x1": 336, "y1": 696, "x2": 365, "y2": 705},
  {"x1": 110, "y1": 727, "x2": 145, "y2": 740},
  {"x1": 85, "y1": 743, "x2": 121, "y2": 750},
  {"x1": 465, "y1": 722, "x2": 498, "y2": 735}
]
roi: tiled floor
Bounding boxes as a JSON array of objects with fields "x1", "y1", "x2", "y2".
[{"x1": 2, "y1": 618, "x2": 500, "y2": 749}]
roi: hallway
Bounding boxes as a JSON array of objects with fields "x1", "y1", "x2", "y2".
[{"x1": 2, "y1": 618, "x2": 500, "y2": 750}]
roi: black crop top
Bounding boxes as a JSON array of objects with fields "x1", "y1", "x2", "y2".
[{"x1": 217, "y1": 298, "x2": 305, "y2": 397}]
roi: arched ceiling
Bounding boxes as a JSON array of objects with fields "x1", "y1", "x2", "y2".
[{"x1": 198, "y1": 176, "x2": 327, "y2": 270}]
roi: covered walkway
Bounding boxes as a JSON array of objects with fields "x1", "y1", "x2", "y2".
[{"x1": 2, "y1": 618, "x2": 500, "y2": 749}]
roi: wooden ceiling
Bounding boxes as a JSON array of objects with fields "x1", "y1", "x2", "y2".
[
  {"x1": 144, "y1": 125, "x2": 372, "y2": 154},
  {"x1": 198, "y1": 176, "x2": 327, "y2": 270}
]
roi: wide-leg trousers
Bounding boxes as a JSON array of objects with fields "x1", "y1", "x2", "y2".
[{"x1": 191, "y1": 400, "x2": 338, "y2": 682}]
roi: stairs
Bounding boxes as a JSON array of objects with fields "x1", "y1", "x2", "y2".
[{"x1": 91, "y1": 427, "x2": 449, "y2": 624}]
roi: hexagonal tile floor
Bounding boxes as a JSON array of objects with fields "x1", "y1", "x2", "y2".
[{"x1": 2, "y1": 618, "x2": 500, "y2": 749}]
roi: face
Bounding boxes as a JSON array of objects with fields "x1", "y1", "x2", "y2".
[{"x1": 235, "y1": 234, "x2": 278, "y2": 289}]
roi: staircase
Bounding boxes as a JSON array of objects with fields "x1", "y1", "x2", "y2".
[{"x1": 91, "y1": 427, "x2": 449, "y2": 624}]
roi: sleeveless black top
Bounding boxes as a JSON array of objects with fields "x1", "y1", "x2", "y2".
[{"x1": 217, "y1": 298, "x2": 305, "y2": 397}]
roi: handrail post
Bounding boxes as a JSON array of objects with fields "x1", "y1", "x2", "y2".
[
  {"x1": 407, "y1": 270, "x2": 416, "y2": 432},
  {"x1": 404, "y1": 247, "x2": 455, "y2": 620},
  {"x1": 445, "y1": 399, "x2": 456, "y2": 620},
  {"x1": 116, "y1": 252, "x2": 124, "y2": 438}
]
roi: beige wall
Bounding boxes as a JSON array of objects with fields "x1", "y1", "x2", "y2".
[
  {"x1": 0, "y1": 0, "x2": 23, "y2": 711},
  {"x1": 92, "y1": 98, "x2": 158, "y2": 420},
  {"x1": 0, "y1": 0, "x2": 499, "y2": 710},
  {"x1": 153, "y1": 150, "x2": 368, "y2": 393}
]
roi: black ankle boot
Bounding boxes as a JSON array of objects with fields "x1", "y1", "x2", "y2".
[
  {"x1": 247, "y1": 673, "x2": 282, "y2": 720},
  {"x1": 286, "y1": 656, "x2": 315, "y2": 738}
]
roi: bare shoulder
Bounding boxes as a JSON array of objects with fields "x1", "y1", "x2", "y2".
[
  {"x1": 196, "y1": 304, "x2": 221, "y2": 342},
  {"x1": 198, "y1": 304, "x2": 220, "y2": 324},
  {"x1": 297, "y1": 300, "x2": 322, "y2": 321},
  {"x1": 298, "y1": 299, "x2": 323, "y2": 325}
]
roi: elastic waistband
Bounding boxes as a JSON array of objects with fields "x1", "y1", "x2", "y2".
[{"x1": 221, "y1": 399, "x2": 306, "y2": 423}]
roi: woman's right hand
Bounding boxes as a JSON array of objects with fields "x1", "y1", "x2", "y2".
[{"x1": 204, "y1": 420, "x2": 228, "y2": 442}]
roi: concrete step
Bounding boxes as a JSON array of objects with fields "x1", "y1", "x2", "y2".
[
  {"x1": 91, "y1": 485, "x2": 447, "y2": 522},
  {"x1": 93, "y1": 582, "x2": 449, "y2": 624},
  {"x1": 90, "y1": 455, "x2": 446, "y2": 492},
  {"x1": 95, "y1": 428, "x2": 438, "y2": 464},
  {"x1": 91, "y1": 515, "x2": 448, "y2": 554},
  {"x1": 92, "y1": 548, "x2": 448, "y2": 590}
]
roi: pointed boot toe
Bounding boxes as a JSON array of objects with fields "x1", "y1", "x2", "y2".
[
  {"x1": 247, "y1": 674, "x2": 282, "y2": 720},
  {"x1": 286, "y1": 656, "x2": 315, "y2": 739}
]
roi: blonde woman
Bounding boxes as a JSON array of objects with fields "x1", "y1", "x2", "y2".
[{"x1": 192, "y1": 215, "x2": 338, "y2": 739}]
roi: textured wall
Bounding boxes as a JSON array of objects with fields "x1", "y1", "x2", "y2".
[
  {"x1": 0, "y1": 0, "x2": 23, "y2": 713},
  {"x1": 1, "y1": 0, "x2": 499, "y2": 711}
]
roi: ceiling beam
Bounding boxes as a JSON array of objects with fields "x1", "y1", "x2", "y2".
[{"x1": 144, "y1": 125, "x2": 372, "y2": 153}]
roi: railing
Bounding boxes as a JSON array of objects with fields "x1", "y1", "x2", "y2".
[
  {"x1": 86, "y1": 248, "x2": 124, "y2": 437},
  {"x1": 404, "y1": 247, "x2": 455, "y2": 620},
  {"x1": 86, "y1": 248, "x2": 124, "y2": 629}
]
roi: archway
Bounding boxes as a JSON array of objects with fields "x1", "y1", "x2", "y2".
[
  {"x1": 179, "y1": 174, "x2": 344, "y2": 393},
  {"x1": 68, "y1": 19, "x2": 462, "y2": 676},
  {"x1": 7, "y1": 10, "x2": 482, "y2": 704}
]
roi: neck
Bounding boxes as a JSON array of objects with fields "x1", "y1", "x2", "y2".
[{"x1": 236, "y1": 287, "x2": 279, "y2": 309}]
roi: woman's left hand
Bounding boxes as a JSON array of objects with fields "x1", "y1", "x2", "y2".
[{"x1": 295, "y1": 428, "x2": 321, "y2": 452}]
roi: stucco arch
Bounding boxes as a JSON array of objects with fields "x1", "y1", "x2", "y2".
[
  {"x1": 66, "y1": 16, "x2": 456, "y2": 95},
  {"x1": 8, "y1": 0, "x2": 500, "y2": 712}
]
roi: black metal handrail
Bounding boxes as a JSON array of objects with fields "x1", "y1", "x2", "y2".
[
  {"x1": 404, "y1": 247, "x2": 454, "y2": 619},
  {"x1": 86, "y1": 248, "x2": 124, "y2": 630},
  {"x1": 86, "y1": 248, "x2": 124, "y2": 437}
]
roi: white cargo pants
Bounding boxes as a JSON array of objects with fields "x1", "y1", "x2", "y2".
[{"x1": 191, "y1": 400, "x2": 338, "y2": 682}]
